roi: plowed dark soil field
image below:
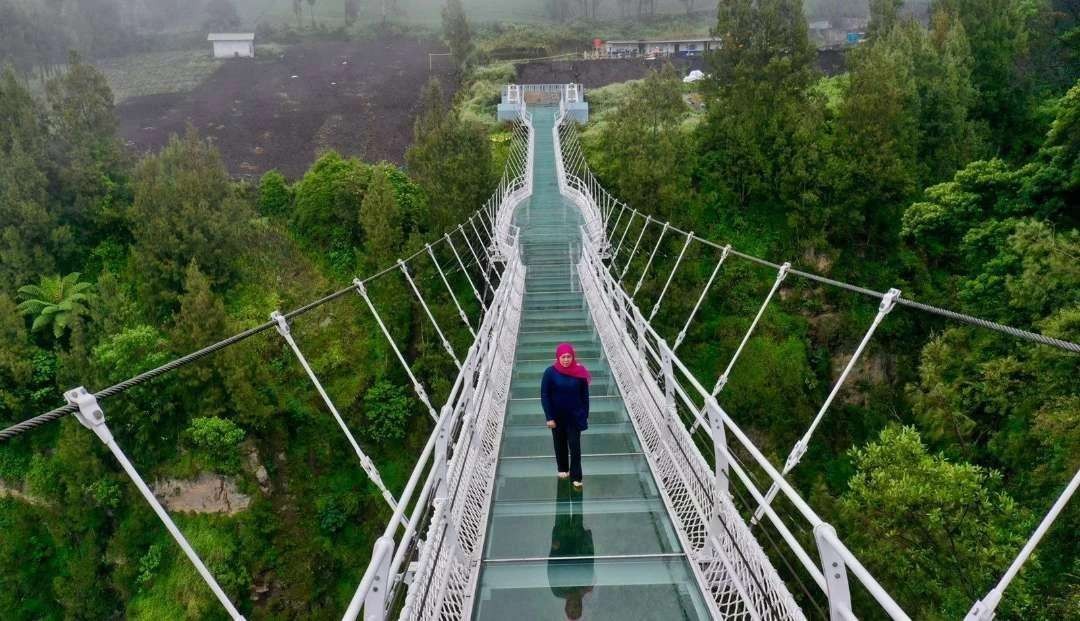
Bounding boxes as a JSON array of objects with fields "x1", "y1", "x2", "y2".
[{"x1": 116, "y1": 38, "x2": 455, "y2": 179}]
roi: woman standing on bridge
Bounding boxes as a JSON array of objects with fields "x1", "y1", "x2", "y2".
[{"x1": 541, "y1": 343, "x2": 591, "y2": 488}]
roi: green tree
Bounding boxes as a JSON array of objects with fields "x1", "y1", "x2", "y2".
[
  {"x1": 0, "y1": 68, "x2": 56, "y2": 292},
  {"x1": 698, "y1": 0, "x2": 824, "y2": 239},
  {"x1": 361, "y1": 381, "x2": 412, "y2": 442},
  {"x1": 360, "y1": 166, "x2": 404, "y2": 268},
  {"x1": 934, "y1": 0, "x2": 1042, "y2": 154},
  {"x1": 827, "y1": 25, "x2": 920, "y2": 248},
  {"x1": 45, "y1": 51, "x2": 125, "y2": 238},
  {"x1": 16, "y1": 273, "x2": 94, "y2": 340},
  {"x1": 88, "y1": 325, "x2": 174, "y2": 460},
  {"x1": 867, "y1": 0, "x2": 902, "y2": 37},
  {"x1": 593, "y1": 66, "x2": 692, "y2": 220},
  {"x1": 257, "y1": 169, "x2": 292, "y2": 217},
  {"x1": 840, "y1": 426, "x2": 1034, "y2": 618},
  {"x1": 0, "y1": 293, "x2": 35, "y2": 422},
  {"x1": 291, "y1": 151, "x2": 371, "y2": 272},
  {"x1": 441, "y1": 0, "x2": 473, "y2": 77},
  {"x1": 129, "y1": 127, "x2": 248, "y2": 315},
  {"x1": 406, "y1": 79, "x2": 493, "y2": 231},
  {"x1": 185, "y1": 416, "x2": 245, "y2": 472},
  {"x1": 916, "y1": 11, "x2": 982, "y2": 182}
]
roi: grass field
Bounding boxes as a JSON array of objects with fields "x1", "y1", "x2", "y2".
[{"x1": 94, "y1": 49, "x2": 224, "y2": 102}]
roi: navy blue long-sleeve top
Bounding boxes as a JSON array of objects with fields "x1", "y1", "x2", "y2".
[{"x1": 540, "y1": 366, "x2": 590, "y2": 431}]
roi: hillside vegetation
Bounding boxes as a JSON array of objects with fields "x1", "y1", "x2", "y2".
[{"x1": 578, "y1": 0, "x2": 1078, "y2": 616}]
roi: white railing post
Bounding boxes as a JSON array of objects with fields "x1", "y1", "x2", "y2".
[
  {"x1": 64, "y1": 387, "x2": 246, "y2": 621},
  {"x1": 751, "y1": 288, "x2": 900, "y2": 524},
  {"x1": 361, "y1": 536, "x2": 395, "y2": 621},
  {"x1": 815, "y1": 523, "x2": 854, "y2": 621},
  {"x1": 704, "y1": 395, "x2": 730, "y2": 494}
]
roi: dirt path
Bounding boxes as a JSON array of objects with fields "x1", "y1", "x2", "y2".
[{"x1": 116, "y1": 38, "x2": 456, "y2": 180}]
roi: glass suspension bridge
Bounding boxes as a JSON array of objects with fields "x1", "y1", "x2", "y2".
[{"x1": 2, "y1": 85, "x2": 1077, "y2": 621}]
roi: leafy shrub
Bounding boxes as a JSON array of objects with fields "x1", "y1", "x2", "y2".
[
  {"x1": 257, "y1": 169, "x2": 292, "y2": 217},
  {"x1": 361, "y1": 381, "x2": 412, "y2": 443},
  {"x1": 185, "y1": 417, "x2": 245, "y2": 473}
]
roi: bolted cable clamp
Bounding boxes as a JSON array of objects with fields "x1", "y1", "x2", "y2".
[
  {"x1": 879, "y1": 287, "x2": 901, "y2": 314},
  {"x1": 270, "y1": 310, "x2": 290, "y2": 337},
  {"x1": 777, "y1": 261, "x2": 792, "y2": 283},
  {"x1": 64, "y1": 386, "x2": 113, "y2": 445}
]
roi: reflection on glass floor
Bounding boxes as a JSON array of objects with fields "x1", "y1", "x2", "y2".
[{"x1": 472, "y1": 107, "x2": 710, "y2": 620}]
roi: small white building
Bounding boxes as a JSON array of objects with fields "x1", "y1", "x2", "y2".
[{"x1": 208, "y1": 33, "x2": 255, "y2": 59}]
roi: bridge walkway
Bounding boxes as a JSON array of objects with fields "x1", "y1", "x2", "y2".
[{"x1": 471, "y1": 107, "x2": 711, "y2": 620}]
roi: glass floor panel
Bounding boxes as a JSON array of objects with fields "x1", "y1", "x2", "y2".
[
  {"x1": 474, "y1": 557, "x2": 711, "y2": 621},
  {"x1": 494, "y1": 454, "x2": 659, "y2": 502},
  {"x1": 484, "y1": 492, "x2": 681, "y2": 559},
  {"x1": 500, "y1": 423, "x2": 641, "y2": 457}
]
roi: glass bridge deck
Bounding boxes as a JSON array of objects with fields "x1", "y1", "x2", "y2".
[{"x1": 472, "y1": 107, "x2": 710, "y2": 620}]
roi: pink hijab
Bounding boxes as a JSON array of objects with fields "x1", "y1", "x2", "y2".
[{"x1": 554, "y1": 343, "x2": 591, "y2": 384}]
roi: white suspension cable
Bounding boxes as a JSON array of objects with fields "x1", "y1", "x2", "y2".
[
  {"x1": 269, "y1": 312, "x2": 404, "y2": 519},
  {"x1": 613, "y1": 209, "x2": 637, "y2": 261},
  {"x1": 689, "y1": 262, "x2": 790, "y2": 434},
  {"x1": 751, "y1": 288, "x2": 901, "y2": 524},
  {"x1": 673, "y1": 245, "x2": 730, "y2": 351},
  {"x1": 619, "y1": 214, "x2": 652, "y2": 282},
  {"x1": 458, "y1": 224, "x2": 493, "y2": 290},
  {"x1": 398, "y1": 260, "x2": 462, "y2": 370},
  {"x1": 427, "y1": 243, "x2": 476, "y2": 338},
  {"x1": 648, "y1": 230, "x2": 693, "y2": 321},
  {"x1": 444, "y1": 233, "x2": 487, "y2": 312},
  {"x1": 965, "y1": 468, "x2": 1080, "y2": 620},
  {"x1": 64, "y1": 387, "x2": 247, "y2": 620},
  {"x1": 632, "y1": 221, "x2": 669, "y2": 298},
  {"x1": 353, "y1": 279, "x2": 439, "y2": 421}
]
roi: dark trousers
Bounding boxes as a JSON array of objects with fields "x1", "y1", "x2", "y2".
[{"x1": 552, "y1": 424, "x2": 583, "y2": 482}]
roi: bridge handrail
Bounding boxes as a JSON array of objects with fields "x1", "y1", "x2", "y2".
[
  {"x1": 343, "y1": 104, "x2": 534, "y2": 621},
  {"x1": 576, "y1": 229, "x2": 905, "y2": 619}
]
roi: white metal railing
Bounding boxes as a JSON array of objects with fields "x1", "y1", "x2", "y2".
[
  {"x1": 342, "y1": 104, "x2": 533, "y2": 621},
  {"x1": 555, "y1": 109, "x2": 910, "y2": 621},
  {"x1": 504, "y1": 83, "x2": 584, "y2": 104}
]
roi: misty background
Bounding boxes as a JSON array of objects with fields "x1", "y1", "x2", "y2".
[{"x1": 0, "y1": 0, "x2": 933, "y2": 77}]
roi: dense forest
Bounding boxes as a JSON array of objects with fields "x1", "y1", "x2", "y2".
[
  {"x1": 578, "y1": 0, "x2": 1078, "y2": 617},
  {"x1": 0, "y1": 0, "x2": 1077, "y2": 619},
  {"x1": 0, "y1": 0, "x2": 500, "y2": 612}
]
